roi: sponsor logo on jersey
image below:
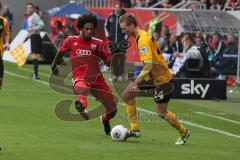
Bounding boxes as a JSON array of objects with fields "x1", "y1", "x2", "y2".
[
  {"x1": 140, "y1": 47, "x2": 147, "y2": 55},
  {"x1": 76, "y1": 49, "x2": 92, "y2": 56}
]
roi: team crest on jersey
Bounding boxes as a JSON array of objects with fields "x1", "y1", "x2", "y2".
[
  {"x1": 91, "y1": 44, "x2": 97, "y2": 50},
  {"x1": 0, "y1": 25, "x2": 3, "y2": 30},
  {"x1": 140, "y1": 47, "x2": 147, "y2": 55},
  {"x1": 73, "y1": 42, "x2": 78, "y2": 46}
]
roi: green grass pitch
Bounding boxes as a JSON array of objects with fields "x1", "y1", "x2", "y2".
[{"x1": 0, "y1": 62, "x2": 240, "y2": 160}]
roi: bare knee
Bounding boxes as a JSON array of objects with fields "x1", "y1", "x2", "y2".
[
  {"x1": 121, "y1": 90, "x2": 136, "y2": 104},
  {"x1": 157, "y1": 112, "x2": 167, "y2": 119},
  {"x1": 156, "y1": 104, "x2": 168, "y2": 119}
]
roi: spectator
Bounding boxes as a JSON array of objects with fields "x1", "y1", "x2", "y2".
[
  {"x1": 105, "y1": 3, "x2": 127, "y2": 82},
  {"x1": 149, "y1": 10, "x2": 162, "y2": 35},
  {"x1": 147, "y1": 0, "x2": 159, "y2": 7},
  {"x1": 181, "y1": 33, "x2": 193, "y2": 54},
  {"x1": 65, "y1": 18, "x2": 77, "y2": 35},
  {"x1": 25, "y1": 3, "x2": 45, "y2": 80},
  {"x1": 50, "y1": 20, "x2": 63, "y2": 41},
  {"x1": 163, "y1": 0, "x2": 181, "y2": 8},
  {"x1": 209, "y1": 0, "x2": 222, "y2": 10},
  {"x1": 158, "y1": 25, "x2": 170, "y2": 49},
  {"x1": 131, "y1": 0, "x2": 137, "y2": 6},
  {"x1": 208, "y1": 32, "x2": 226, "y2": 60},
  {"x1": 160, "y1": 32, "x2": 173, "y2": 61},
  {"x1": 161, "y1": 25, "x2": 170, "y2": 36},
  {"x1": 207, "y1": 38, "x2": 221, "y2": 78},
  {"x1": 53, "y1": 26, "x2": 72, "y2": 48},
  {"x1": 223, "y1": 34, "x2": 238, "y2": 55},
  {"x1": 194, "y1": 31, "x2": 205, "y2": 43},
  {"x1": 167, "y1": 34, "x2": 183, "y2": 69},
  {"x1": 197, "y1": 0, "x2": 209, "y2": 9},
  {"x1": 190, "y1": 0, "x2": 210, "y2": 9},
  {"x1": 219, "y1": 34, "x2": 238, "y2": 77},
  {"x1": 119, "y1": 0, "x2": 132, "y2": 8},
  {"x1": 2, "y1": 5, "x2": 13, "y2": 31},
  {"x1": 168, "y1": 34, "x2": 183, "y2": 64},
  {"x1": 224, "y1": 0, "x2": 240, "y2": 10},
  {"x1": 162, "y1": 33, "x2": 172, "y2": 51},
  {"x1": 170, "y1": 33, "x2": 183, "y2": 56},
  {"x1": 152, "y1": 31, "x2": 160, "y2": 41},
  {"x1": 136, "y1": 0, "x2": 147, "y2": 7}
]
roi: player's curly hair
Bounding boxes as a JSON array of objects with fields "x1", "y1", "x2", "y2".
[{"x1": 77, "y1": 13, "x2": 98, "y2": 30}]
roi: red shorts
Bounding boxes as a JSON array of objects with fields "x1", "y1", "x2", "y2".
[{"x1": 73, "y1": 75, "x2": 116, "y2": 109}]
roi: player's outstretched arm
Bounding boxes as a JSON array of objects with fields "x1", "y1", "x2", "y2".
[
  {"x1": 129, "y1": 59, "x2": 153, "y2": 93},
  {"x1": 135, "y1": 59, "x2": 153, "y2": 83},
  {"x1": 51, "y1": 51, "x2": 64, "y2": 76},
  {"x1": 103, "y1": 54, "x2": 111, "y2": 67},
  {"x1": 99, "y1": 42, "x2": 111, "y2": 67}
]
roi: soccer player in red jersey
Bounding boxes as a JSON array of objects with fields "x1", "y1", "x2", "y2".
[{"x1": 51, "y1": 13, "x2": 117, "y2": 135}]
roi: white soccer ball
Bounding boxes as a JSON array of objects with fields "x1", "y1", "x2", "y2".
[{"x1": 110, "y1": 125, "x2": 128, "y2": 141}]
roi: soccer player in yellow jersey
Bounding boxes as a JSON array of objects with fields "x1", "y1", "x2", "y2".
[
  {"x1": 0, "y1": 9, "x2": 11, "y2": 90},
  {"x1": 119, "y1": 13, "x2": 190, "y2": 145}
]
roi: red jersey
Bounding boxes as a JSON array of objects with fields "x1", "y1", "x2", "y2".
[{"x1": 60, "y1": 35, "x2": 110, "y2": 84}]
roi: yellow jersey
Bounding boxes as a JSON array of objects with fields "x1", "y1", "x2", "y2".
[
  {"x1": 0, "y1": 16, "x2": 10, "y2": 57},
  {"x1": 136, "y1": 29, "x2": 172, "y2": 84}
]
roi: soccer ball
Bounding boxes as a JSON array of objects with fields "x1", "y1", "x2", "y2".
[{"x1": 110, "y1": 125, "x2": 128, "y2": 141}]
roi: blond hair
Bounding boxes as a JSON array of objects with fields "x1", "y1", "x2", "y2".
[{"x1": 119, "y1": 13, "x2": 137, "y2": 27}]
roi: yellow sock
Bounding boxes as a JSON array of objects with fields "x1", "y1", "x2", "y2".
[
  {"x1": 125, "y1": 100, "x2": 139, "y2": 131},
  {"x1": 165, "y1": 111, "x2": 186, "y2": 136}
]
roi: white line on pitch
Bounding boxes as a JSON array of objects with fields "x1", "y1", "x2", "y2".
[
  {"x1": 6, "y1": 70, "x2": 240, "y2": 140},
  {"x1": 19, "y1": 67, "x2": 50, "y2": 77},
  {"x1": 216, "y1": 113, "x2": 227, "y2": 115},
  {"x1": 19, "y1": 67, "x2": 72, "y2": 83},
  {"x1": 5, "y1": 71, "x2": 49, "y2": 85},
  {"x1": 195, "y1": 112, "x2": 240, "y2": 125},
  {"x1": 3, "y1": 88, "x2": 53, "y2": 93},
  {"x1": 137, "y1": 108, "x2": 240, "y2": 140}
]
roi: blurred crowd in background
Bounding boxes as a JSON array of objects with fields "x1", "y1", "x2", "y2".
[
  {"x1": 0, "y1": 0, "x2": 238, "y2": 83},
  {"x1": 118, "y1": 0, "x2": 240, "y2": 10}
]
